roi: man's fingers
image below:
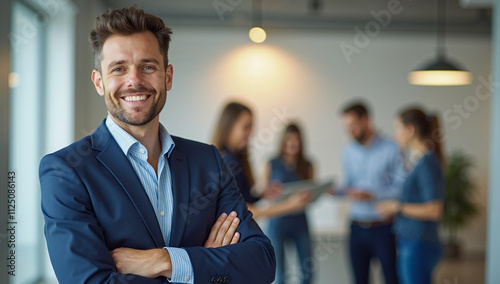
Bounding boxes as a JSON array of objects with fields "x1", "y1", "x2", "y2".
[
  {"x1": 204, "y1": 211, "x2": 241, "y2": 248},
  {"x1": 214, "y1": 211, "x2": 237, "y2": 244},
  {"x1": 230, "y1": 232, "x2": 240, "y2": 245},
  {"x1": 222, "y1": 216, "x2": 240, "y2": 246},
  {"x1": 207, "y1": 212, "x2": 228, "y2": 242}
]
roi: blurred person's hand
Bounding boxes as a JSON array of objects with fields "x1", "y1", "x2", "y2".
[
  {"x1": 375, "y1": 200, "x2": 399, "y2": 218},
  {"x1": 261, "y1": 182, "x2": 283, "y2": 199},
  {"x1": 285, "y1": 190, "x2": 312, "y2": 212},
  {"x1": 326, "y1": 185, "x2": 336, "y2": 196},
  {"x1": 346, "y1": 188, "x2": 373, "y2": 201}
]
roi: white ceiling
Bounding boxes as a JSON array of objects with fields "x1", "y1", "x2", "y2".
[{"x1": 103, "y1": 0, "x2": 491, "y2": 33}]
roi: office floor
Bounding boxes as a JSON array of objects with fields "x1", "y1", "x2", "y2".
[
  {"x1": 434, "y1": 255, "x2": 485, "y2": 284},
  {"x1": 280, "y1": 237, "x2": 485, "y2": 284}
]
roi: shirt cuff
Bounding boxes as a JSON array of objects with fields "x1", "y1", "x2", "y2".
[{"x1": 164, "y1": 247, "x2": 194, "y2": 284}]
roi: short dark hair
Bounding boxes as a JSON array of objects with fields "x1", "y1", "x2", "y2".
[
  {"x1": 342, "y1": 102, "x2": 370, "y2": 118},
  {"x1": 89, "y1": 5, "x2": 172, "y2": 71}
]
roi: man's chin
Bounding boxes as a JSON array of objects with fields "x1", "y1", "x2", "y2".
[{"x1": 113, "y1": 113, "x2": 157, "y2": 127}]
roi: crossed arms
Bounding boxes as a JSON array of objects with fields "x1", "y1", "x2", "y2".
[
  {"x1": 40, "y1": 144, "x2": 275, "y2": 284},
  {"x1": 110, "y1": 211, "x2": 242, "y2": 279}
]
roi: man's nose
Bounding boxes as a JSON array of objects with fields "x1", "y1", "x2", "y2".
[{"x1": 126, "y1": 68, "x2": 144, "y2": 87}]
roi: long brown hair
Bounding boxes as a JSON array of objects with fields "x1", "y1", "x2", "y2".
[
  {"x1": 212, "y1": 102, "x2": 255, "y2": 186},
  {"x1": 279, "y1": 123, "x2": 311, "y2": 180},
  {"x1": 399, "y1": 108, "x2": 446, "y2": 167}
]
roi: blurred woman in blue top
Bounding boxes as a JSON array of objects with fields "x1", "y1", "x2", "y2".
[
  {"x1": 211, "y1": 102, "x2": 311, "y2": 219},
  {"x1": 265, "y1": 123, "x2": 314, "y2": 284},
  {"x1": 377, "y1": 108, "x2": 445, "y2": 284}
]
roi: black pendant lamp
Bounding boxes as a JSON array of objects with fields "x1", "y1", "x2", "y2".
[{"x1": 408, "y1": 0, "x2": 471, "y2": 86}]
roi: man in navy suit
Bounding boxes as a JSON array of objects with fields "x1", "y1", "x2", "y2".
[{"x1": 39, "y1": 6, "x2": 275, "y2": 284}]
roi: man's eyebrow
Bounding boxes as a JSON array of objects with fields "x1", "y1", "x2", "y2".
[
  {"x1": 107, "y1": 60, "x2": 126, "y2": 70},
  {"x1": 140, "y1": 58, "x2": 160, "y2": 64},
  {"x1": 106, "y1": 58, "x2": 161, "y2": 71}
]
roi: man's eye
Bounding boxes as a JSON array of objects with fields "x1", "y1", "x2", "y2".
[
  {"x1": 112, "y1": 67, "x2": 124, "y2": 72},
  {"x1": 143, "y1": 66, "x2": 155, "y2": 70}
]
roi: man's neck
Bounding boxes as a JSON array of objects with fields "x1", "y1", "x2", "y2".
[
  {"x1": 360, "y1": 129, "x2": 375, "y2": 147},
  {"x1": 110, "y1": 114, "x2": 162, "y2": 172}
]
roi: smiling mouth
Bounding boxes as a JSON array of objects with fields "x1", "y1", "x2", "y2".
[{"x1": 123, "y1": 95, "x2": 149, "y2": 102}]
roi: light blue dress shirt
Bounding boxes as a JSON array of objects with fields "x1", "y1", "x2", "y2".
[
  {"x1": 106, "y1": 116, "x2": 194, "y2": 284},
  {"x1": 339, "y1": 134, "x2": 405, "y2": 222}
]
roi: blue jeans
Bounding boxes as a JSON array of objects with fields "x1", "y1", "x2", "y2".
[
  {"x1": 349, "y1": 223, "x2": 399, "y2": 284},
  {"x1": 397, "y1": 238, "x2": 443, "y2": 284},
  {"x1": 267, "y1": 213, "x2": 312, "y2": 284}
]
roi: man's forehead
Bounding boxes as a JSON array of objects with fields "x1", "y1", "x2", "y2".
[{"x1": 100, "y1": 32, "x2": 164, "y2": 66}]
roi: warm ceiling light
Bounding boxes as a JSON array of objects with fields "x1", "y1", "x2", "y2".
[
  {"x1": 249, "y1": 27, "x2": 266, "y2": 44},
  {"x1": 250, "y1": 0, "x2": 266, "y2": 43},
  {"x1": 408, "y1": 0, "x2": 471, "y2": 86},
  {"x1": 408, "y1": 59, "x2": 472, "y2": 86}
]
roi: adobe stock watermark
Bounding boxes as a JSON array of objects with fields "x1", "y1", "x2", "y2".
[
  {"x1": 443, "y1": 74, "x2": 498, "y2": 130},
  {"x1": 8, "y1": 0, "x2": 68, "y2": 53},
  {"x1": 397, "y1": 73, "x2": 496, "y2": 172},
  {"x1": 339, "y1": 0, "x2": 407, "y2": 63},
  {"x1": 213, "y1": 0, "x2": 245, "y2": 21},
  {"x1": 248, "y1": 105, "x2": 294, "y2": 155}
]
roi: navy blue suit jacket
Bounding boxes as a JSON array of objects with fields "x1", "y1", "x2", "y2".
[{"x1": 39, "y1": 120, "x2": 275, "y2": 284}]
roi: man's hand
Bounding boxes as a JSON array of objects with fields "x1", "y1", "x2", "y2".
[
  {"x1": 111, "y1": 247, "x2": 172, "y2": 279},
  {"x1": 346, "y1": 188, "x2": 374, "y2": 201},
  {"x1": 204, "y1": 211, "x2": 240, "y2": 248}
]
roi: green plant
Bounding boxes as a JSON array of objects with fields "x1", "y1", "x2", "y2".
[{"x1": 442, "y1": 150, "x2": 479, "y2": 245}]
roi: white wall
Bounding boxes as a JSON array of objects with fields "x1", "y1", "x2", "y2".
[{"x1": 152, "y1": 26, "x2": 491, "y2": 254}]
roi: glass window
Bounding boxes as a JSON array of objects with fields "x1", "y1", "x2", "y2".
[{"x1": 10, "y1": 1, "x2": 75, "y2": 283}]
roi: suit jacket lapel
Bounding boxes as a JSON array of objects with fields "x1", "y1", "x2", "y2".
[
  {"x1": 168, "y1": 148, "x2": 190, "y2": 247},
  {"x1": 92, "y1": 121, "x2": 165, "y2": 248}
]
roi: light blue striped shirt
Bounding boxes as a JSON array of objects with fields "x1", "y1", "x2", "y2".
[
  {"x1": 106, "y1": 116, "x2": 194, "y2": 284},
  {"x1": 340, "y1": 134, "x2": 405, "y2": 222}
]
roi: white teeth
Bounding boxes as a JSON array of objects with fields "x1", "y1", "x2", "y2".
[{"x1": 124, "y1": 95, "x2": 147, "y2": 102}]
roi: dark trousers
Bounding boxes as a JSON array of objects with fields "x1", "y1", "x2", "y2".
[{"x1": 349, "y1": 222, "x2": 399, "y2": 284}]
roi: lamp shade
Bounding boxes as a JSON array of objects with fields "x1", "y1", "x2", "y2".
[
  {"x1": 249, "y1": 26, "x2": 266, "y2": 43},
  {"x1": 408, "y1": 58, "x2": 472, "y2": 86}
]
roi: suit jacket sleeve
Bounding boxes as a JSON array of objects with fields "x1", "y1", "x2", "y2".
[
  {"x1": 40, "y1": 153, "x2": 164, "y2": 284},
  {"x1": 183, "y1": 146, "x2": 276, "y2": 283}
]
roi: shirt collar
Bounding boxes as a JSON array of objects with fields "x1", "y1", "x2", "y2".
[{"x1": 105, "y1": 115, "x2": 175, "y2": 158}]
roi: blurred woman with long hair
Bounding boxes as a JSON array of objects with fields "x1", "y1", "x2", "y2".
[
  {"x1": 211, "y1": 102, "x2": 311, "y2": 219},
  {"x1": 264, "y1": 123, "x2": 314, "y2": 284},
  {"x1": 377, "y1": 107, "x2": 445, "y2": 284}
]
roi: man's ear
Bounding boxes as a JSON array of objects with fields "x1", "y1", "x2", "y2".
[
  {"x1": 165, "y1": 64, "x2": 173, "y2": 91},
  {"x1": 91, "y1": 69, "x2": 105, "y2": 97}
]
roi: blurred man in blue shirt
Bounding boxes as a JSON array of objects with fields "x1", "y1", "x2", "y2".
[{"x1": 337, "y1": 102, "x2": 404, "y2": 284}]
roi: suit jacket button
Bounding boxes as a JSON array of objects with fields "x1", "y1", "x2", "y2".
[{"x1": 224, "y1": 276, "x2": 231, "y2": 283}]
